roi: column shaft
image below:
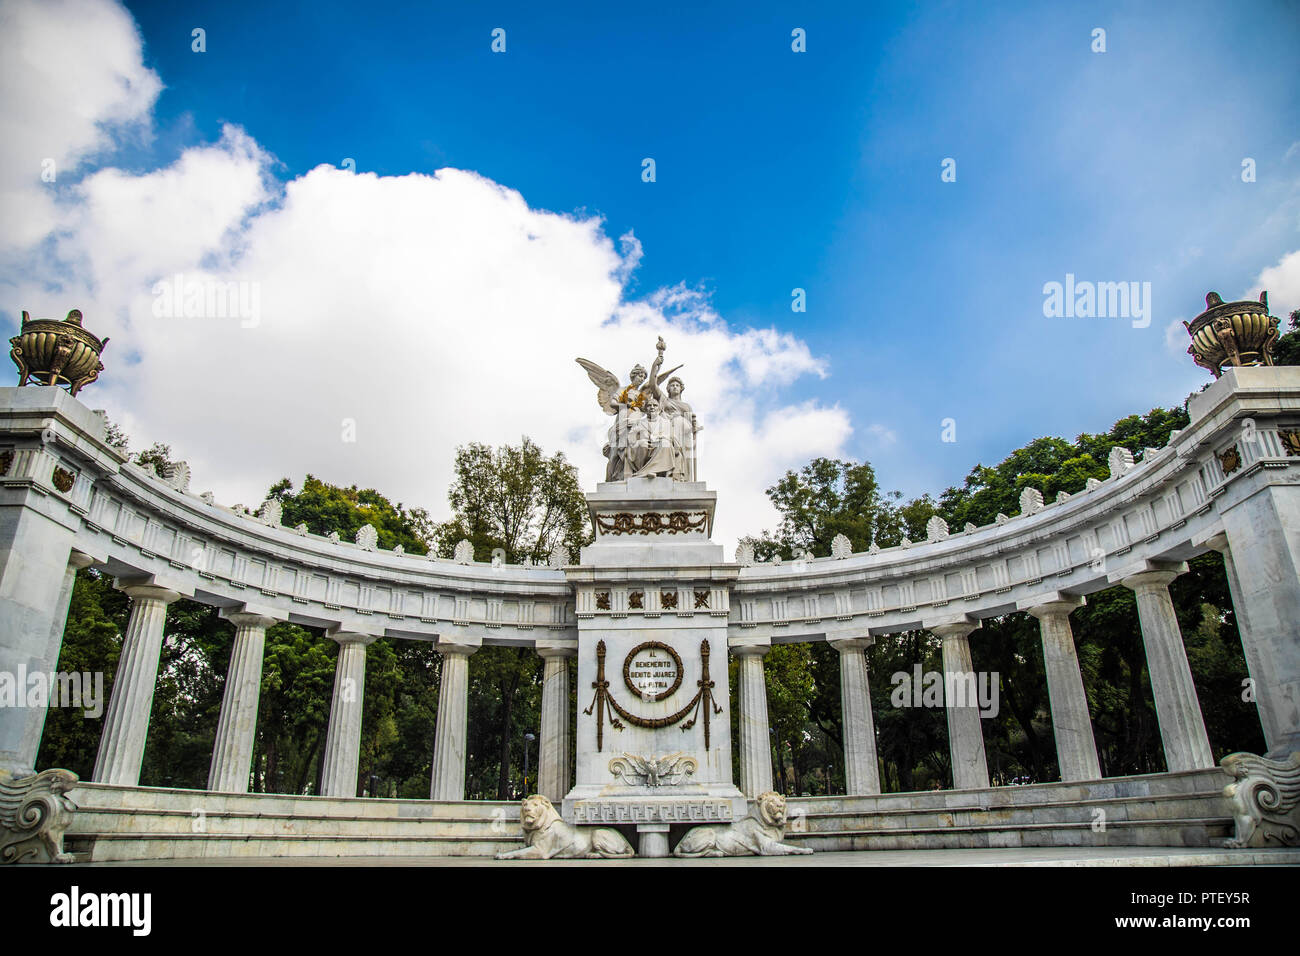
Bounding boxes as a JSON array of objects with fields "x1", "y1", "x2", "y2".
[
  {"x1": 1215, "y1": 484, "x2": 1300, "y2": 754},
  {"x1": 1027, "y1": 600, "x2": 1102, "y2": 782},
  {"x1": 208, "y1": 614, "x2": 274, "y2": 793},
  {"x1": 934, "y1": 623, "x2": 990, "y2": 790},
  {"x1": 536, "y1": 647, "x2": 574, "y2": 803},
  {"x1": 319, "y1": 634, "x2": 372, "y2": 797},
  {"x1": 92, "y1": 585, "x2": 181, "y2": 786},
  {"x1": 735, "y1": 645, "x2": 773, "y2": 797},
  {"x1": 832, "y1": 638, "x2": 880, "y2": 795},
  {"x1": 1122, "y1": 570, "x2": 1214, "y2": 772},
  {"x1": 430, "y1": 643, "x2": 476, "y2": 801}
]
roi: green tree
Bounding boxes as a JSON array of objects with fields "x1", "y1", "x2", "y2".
[
  {"x1": 431, "y1": 437, "x2": 588, "y2": 564},
  {"x1": 1272, "y1": 308, "x2": 1300, "y2": 367},
  {"x1": 268, "y1": 475, "x2": 433, "y2": 554}
]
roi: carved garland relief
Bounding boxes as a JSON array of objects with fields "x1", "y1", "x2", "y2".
[
  {"x1": 595, "y1": 510, "x2": 708, "y2": 536},
  {"x1": 583, "y1": 639, "x2": 722, "y2": 752}
]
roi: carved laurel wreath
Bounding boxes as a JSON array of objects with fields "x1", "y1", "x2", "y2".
[
  {"x1": 595, "y1": 511, "x2": 708, "y2": 536},
  {"x1": 622, "y1": 640, "x2": 683, "y2": 702}
]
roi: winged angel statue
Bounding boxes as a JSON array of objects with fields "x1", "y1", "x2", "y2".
[{"x1": 576, "y1": 338, "x2": 699, "y2": 482}]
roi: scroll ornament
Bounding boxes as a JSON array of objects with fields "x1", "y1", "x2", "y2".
[
  {"x1": 1221, "y1": 751, "x2": 1300, "y2": 848},
  {"x1": 0, "y1": 767, "x2": 78, "y2": 864}
]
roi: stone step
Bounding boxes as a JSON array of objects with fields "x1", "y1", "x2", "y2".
[
  {"x1": 65, "y1": 833, "x2": 513, "y2": 861},
  {"x1": 64, "y1": 783, "x2": 522, "y2": 861},
  {"x1": 794, "y1": 791, "x2": 1227, "y2": 833},
  {"x1": 787, "y1": 819, "x2": 1233, "y2": 852},
  {"x1": 783, "y1": 769, "x2": 1234, "y2": 851},
  {"x1": 58, "y1": 768, "x2": 1240, "y2": 861}
]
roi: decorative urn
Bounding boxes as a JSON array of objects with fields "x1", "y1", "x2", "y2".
[
  {"x1": 1184, "y1": 291, "x2": 1279, "y2": 378},
  {"x1": 8, "y1": 309, "x2": 109, "y2": 396}
]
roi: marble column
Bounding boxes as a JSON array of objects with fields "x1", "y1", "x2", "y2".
[
  {"x1": 1203, "y1": 532, "x2": 1291, "y2": 754},
  {"x1": 319, "y1": 632, "x2": 375, "y2": 798},
  {"x1": 1121, "y1": 567, "x2": 1215, "y2": 772},
  {"x1": 734, "y1": 643, "x2": 773, "y2": 797},
  {"x1": 536, "y1": 644, "x2": 575, "y2": 803},
  {"x1": 208, "y1": 612, "x2": 276, "y2": 793},
  {"x1": 43, "y1": 552, "x2": 97, "y2": 667},
  {"x1": 92, "y1": 584, "x2": 182, "y2": 786},
  {"x1": 24, "y1": 551, "x2": 98, "y2": 768},
  {"x1": 931, "y1": 621, "x2": 990, "y2": 790},
  {"x1": 1024, "y1": 597, "x2": 1102, "y2": 782},
  {"x1": 830, "y1": 637, "x2": 880, "y2": 795},
  {"x1": 430, "y1": 641, "x2": 477, "y2": 801}
]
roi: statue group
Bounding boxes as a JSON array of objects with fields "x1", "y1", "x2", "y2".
[{"x1": 577, "y1": 337, "x2": 699, "y2": 482}]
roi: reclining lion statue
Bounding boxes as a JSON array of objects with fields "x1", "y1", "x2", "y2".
[
  {"x1": 496, "y1": 795, "x2": 635, "y2": 860},
  {"x1": 673, "y1": 791, "x2": 813, "y2": 857}
]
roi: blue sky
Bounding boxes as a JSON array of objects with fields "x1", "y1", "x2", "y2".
[{"x1": 4, "y1": 0, "x2": 1299, "y2": 536}]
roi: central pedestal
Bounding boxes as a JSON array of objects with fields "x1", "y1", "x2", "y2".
[{"x1": 563, "y1": 478, "x2": 746, "y2": 849}]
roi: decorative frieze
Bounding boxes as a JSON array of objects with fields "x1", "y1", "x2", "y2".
[
  {"x1": 594, "y1": 510, "x2": 708, "y2": 536},
  {"x1": 570, "y1": 799, "x2": 732, "y2": 825}
]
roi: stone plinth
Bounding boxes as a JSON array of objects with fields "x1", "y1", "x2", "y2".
[
  {"x1": 565, "y1": 478, "x2": 745, "y2": 847},
  {"x1": 580, "y1": 476, "x2": 723, "y2": 566}
]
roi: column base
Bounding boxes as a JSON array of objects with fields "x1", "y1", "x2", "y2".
[{"x1": 638, "y1": 823, "x2": 670, "y2": 858}]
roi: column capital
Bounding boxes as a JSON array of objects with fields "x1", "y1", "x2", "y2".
[
  {"x1": 730, "y1": 640, "x2": 771, "y2": 658},
  {"x1": 1119, "y1": 568, "x2": 1185, "y2": 592},
  {"x1": 330, "y1": 630, "x2": 379, "y2": 646},
  {"x1": 828, "y1": 636, "x2": 872, "y2": 653},
  {"x1": 221, "y1": 604, "x2": 281, "y2": 629},
  {"x1": 1111, "y1": 559, "x2": 1188, "y2": 590},
  {"x1": 535, "y1": 640, "x2": 577, "y2": 660},
  {"x1": 927, "y1": 617, "x2": 978, "y2": 640},
  {"x1": 435, "y1": 638, "x2": 478, "y2": 657},
  {"x1": 1020, "y1": 593, "x2": 1086, "y2": 621},
  {"x1": 119, "y1": 583, "x2": 182, "y2": 605},
  {"x1": 1194, "y1": 530, "x2": 1230, "y2": 554},
  {"x1": 67, "y1": 550, "x2": 98, "y2": 571},
  {"x1": 225, "y1": 612, "x2": 279, "y2": 630}
]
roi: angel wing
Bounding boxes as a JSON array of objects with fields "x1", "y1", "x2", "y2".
[{"x1": 575, "y1": 357, "x2": 622, "y2": 415}]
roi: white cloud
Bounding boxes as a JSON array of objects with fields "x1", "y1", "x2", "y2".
[
  {"x1": 0, "y1": 0, "x2": 160, "y2": 253},
  {"x1": 1163, "y1": 317, "x2": 1191, "y2": 356},
  {"x1": 1, "y1": 0, "x2": 849, "y2": 550},
  {"x1": 1245, "y1": 249, "x2": 1300, "y2": 319},
  {"x1": 864, "y1": 423, "x2": 898, "y2": 445}
]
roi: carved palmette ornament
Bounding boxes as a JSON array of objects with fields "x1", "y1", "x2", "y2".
[
  {"x1": 355, "y1": 524, "x2": 379, "y2": 551},
  {"x1": 1221, "y1": 751, "x2": 1300, "y2": 849},
  {"x1": 0, "y1": 767, "x2": 78, "y2": 864}
]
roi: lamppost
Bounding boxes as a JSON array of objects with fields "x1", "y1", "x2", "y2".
[{"x1": 523, "y1": 732, "x2": 536, "y2": 797}]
